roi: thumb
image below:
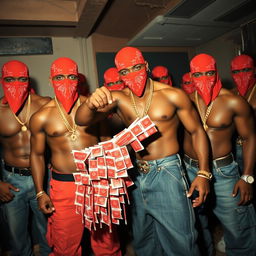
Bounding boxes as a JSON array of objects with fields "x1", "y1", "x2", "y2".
[
  {"x1": 187, "y1": 184, "x2": 195, "y2": 198},
  {"x1": 232, "y1": 184, "x2": 238, "y2": 197},
  {"x1": 9, "y1": 184, "x2": 19, "y2": 192}
]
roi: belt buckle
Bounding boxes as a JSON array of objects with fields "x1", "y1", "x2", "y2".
[
  {"x1": 138, "y1": 161, "x2": 150, "y2": 174},
  {"x1": 236, "y1": 138, "x2": 243, "y2": 145}
]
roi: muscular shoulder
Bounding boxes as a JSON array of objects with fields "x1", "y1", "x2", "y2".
[
  {"x1": 218, "y1": 88, "x2": 251, "y2": 114},
  {"x1": 31, "y1": 94, "x2": 51, "y2": 107},
  {"x1": 154, "y1": 84, "x2": 192, "y2": 109},
  {"x1": 30, "y1": 99, "x2": 55, "y2": 130}
]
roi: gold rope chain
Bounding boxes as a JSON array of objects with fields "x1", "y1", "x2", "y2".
[
  {"x1": 195, "y1": 91, "x2": 214, "y2": 131},
  {"x1": 54, "y1": 96, "x2": 80, "y2": 141},
  {"x1": 130, "y1": 79, "x2": 154, "y2": 118},
  {"x1": 247, "y1": 85, "x2": 256, "y2": 103},
  {"x1": 12, "y1": 94, "x2": 31, "y2": 132}
]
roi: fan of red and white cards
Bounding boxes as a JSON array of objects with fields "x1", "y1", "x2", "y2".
[{"x1": 71, "y1": 115, "x2": 157, "y2": 231}]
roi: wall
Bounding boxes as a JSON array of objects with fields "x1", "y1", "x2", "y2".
[
  {"x1": 0, "y1": 37, "x2": 95, "y2": 97},
  {"x1": 91, "y1": 33, "x2": 195, "y2": 86},
  {"x1": 195, "y1": 28, "x2": 241, "y2": 88}
]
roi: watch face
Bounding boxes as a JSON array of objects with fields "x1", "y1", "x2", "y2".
[{"x1": 247, "y1": 176, "x2": 254, "y2": 184}]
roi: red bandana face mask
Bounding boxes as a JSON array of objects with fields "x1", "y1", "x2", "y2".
[
  {"x1": 152, "y1": 66, "x2": 172, "y2": 86},
  {"x1": 231, "y1": 54, "x2": 255, "y2": 96},
  {"x1": 115, "y1": 47, "x2": 147, "y2": 97},
  {"x1": 103, "y1": 67, "x2": 125, "y2": 91},
  {"x1": 181, "y1": 72, "x2": 195, "y2": 94},
  {"x1": 1, "y1": 60, "x2": 29, "y2": 114},
  {"x1": 190, "y1": 54, "x2": 222, "y2": 105},
  {"x1": 51, "y1": 57, "x2": 78, "y2": 113}
]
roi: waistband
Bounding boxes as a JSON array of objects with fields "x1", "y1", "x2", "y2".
[
  {"x1": 4, "y1": 163, "x2": 31, "y2": 176},
  {"x1": 136, "y1": 154, "x2": 180, "y2": 174},
  {"x1": 52, "y1": 171, "x2": 75, "y2": 182},
  {"x1": 183, "y1": 153, "x2": 234, "y2": 169}
]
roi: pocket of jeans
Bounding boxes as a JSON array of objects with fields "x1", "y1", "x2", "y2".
[
  {"x1": 216, "y1": 161, "x2": 240, "y2": 178},
  {"x1": 161, "y1": 162, "x2": 189, "y2": 191},
  {"x1": 235, "y1": 204, "x2": 256, "y2": 230}
]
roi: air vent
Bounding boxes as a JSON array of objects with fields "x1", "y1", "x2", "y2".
[
  {"x1": 215, "y1": 0, "x2": 256, "y2": 23},
  {"x1": 166, "y1": 0, "x2": 216, "y2": 18}
]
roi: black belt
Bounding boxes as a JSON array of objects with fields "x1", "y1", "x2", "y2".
[
  {"x1": 184, "y1": 153, "x2": 234, "y2": 169},
  {"x1": 52, "y1": 171, "x2": 75, "y2": 182},
  {"x1": 4, "y1": 164, "x2": 31, "y2": 176}
]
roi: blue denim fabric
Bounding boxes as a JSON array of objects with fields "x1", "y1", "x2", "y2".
[
  {"x1": 2, "y1": 168, "x2": 51, "y2": 256},
  {"x1": 130, "y1": 154, "x2": 200, "y2": 256},
  {"x1": 235, "y1": 143, "x2": 243, "y2": 174},
  {"x1": 184, "y1": 155, "x2": 256, "y2": 256}
]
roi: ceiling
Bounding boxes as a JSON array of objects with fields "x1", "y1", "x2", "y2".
[{"x1": 0, "y1": 0, "x2": 255, "y2": 47}]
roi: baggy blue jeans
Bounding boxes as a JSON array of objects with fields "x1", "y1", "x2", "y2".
[
  {"x1": 130, "y1": 154, "x2": 200, "y2": 256},
  {"x1": 185, "y1": 156, "x2": 256, "y2": 256},
  {"x1": 2, "y1": 168, "x2": 51, "y2": 256}
]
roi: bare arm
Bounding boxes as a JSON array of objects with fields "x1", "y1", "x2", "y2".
[
  {"x1": 29, "y1": 110, "x2": 54, "y2": 213},
  {"x1": 171, "y1": 89, "x2": 211, "y2": 207},
  {"x1": 232, "y1": 96, "x2": 255, "y2": 205},
  {"x1": 234, "y1": 97, "x2": 255, "y2": 176},
  {"x1": 75, "y1": 87, "x2": 117, "y2": 126}
]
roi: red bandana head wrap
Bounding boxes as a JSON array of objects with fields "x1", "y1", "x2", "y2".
[
  {"x1": 231, "y1": 54, "x2": 255, "y2": 96},
  {"x1": 151, "y1": 65, "x2": 172, "y2": 86},
  {"x1": 51, "y1": 57, "x2": 78, "y2": 113},
  {"x1": 181, "y1": 72, "x2": 195, "y2": 94},
  {"x1": 103, "y1": 67, "x2": 125, "y2": 91},
  {"x1": 190, "y1": 53, "x2": 222, "y2": 105},
  {"x1": 115, "y1": 47, "x2": 147, "y2": 97},
  {"x1": 78, "y1": 73, "x2": 90, "y2": 96},
  {"x1": 1, "y1": 60, "x2": 29, "y2": 114}
]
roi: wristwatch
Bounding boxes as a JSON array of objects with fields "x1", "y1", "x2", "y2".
[{"x1": 240, "y1": 175, "x2": 254, "y2": 184}]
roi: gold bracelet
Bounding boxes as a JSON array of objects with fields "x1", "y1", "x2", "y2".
[
  {"x1": 197, "y1": 170, "x2": 212, "y2": 180},
  {"x1": 36, "y1": 191, "x2": 45, "y2": 200},
  {"x1": 197, "y1": 174, "x2": 211, "y2": 181}
]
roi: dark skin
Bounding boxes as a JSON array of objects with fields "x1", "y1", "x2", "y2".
[
  {"x1": 30, "y1": 94, "x2": 110, "y2": 214},
  {"x1": 75, "y1": 62, "x2": 211, "y2": 208},
  {"x1": 184, "y1": 72, "x2": 256, "y2": 206},
  {"x1": 0, "y1": 93, "x2": 51, "y2": 202}
]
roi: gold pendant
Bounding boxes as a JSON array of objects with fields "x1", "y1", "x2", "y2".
[
  {"x1": 21, "y1": 125, "x2": 27, "y2": 132},
  {"x1": 70, "y1": 133, "x2": 77, "y2": 141}
]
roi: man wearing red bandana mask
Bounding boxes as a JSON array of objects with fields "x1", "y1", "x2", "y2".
[
  {"x1": 103, "y1": 67, "x2": 125, "y2": 91},
  {"x1": 181, "y1": 72, "x2": 195, "y2": 95},
  {"x1": 76, "y1": 46, "x2": 212, "y2": 256},
  {"x1": 151, "y1": 65, "x2": 173, "y2": 86},
  {"x1": 183, "y1": 53, "x2": 256, "y2": 255},
  {"x1": 0, "y1": 60, "x2": 51, "y2": 256},
  {"x1": 30, "y1": 57, "x2": 121, "y2": 256},
  {"x1": 78, "y1": 73, "x2": 90, "y2": 97}
]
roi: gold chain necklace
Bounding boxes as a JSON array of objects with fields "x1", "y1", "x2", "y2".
[
  {"x1": 195, "y1": 91, "x2": 214, "y2": 131},
  {"x1": 54, "y1": 96, "x2": 80, "y2": 141},
  {"x1": 247, "y1": 85, "x2": 256, "y2": 103},
  {"x1": 130, "y1": 79, "x2": 154, "y2": 118},
  {"x1": 12, "y1": 94, "x2": 31, "y2": 132}
]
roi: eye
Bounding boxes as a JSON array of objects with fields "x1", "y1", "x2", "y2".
[
  {"x1": 68, "y1": 74, "x2": 78, "y2": 80},
  {"x1": 232, "y1": 70, "x2": 240, "y2": 74},
  {"x1": 206, "y1": 71, "x2": 216, "y2": 76},
  {"x1": 192, "y1": 72, "x2": 202, "y2": 78},
  {"x1": 119, "y1": 69, "x2": 129, "y2": 76},
  {"x1": 4, "y1": 77, "x2": 15, "y2": 82},
  {"x1": 18, "y1": 77, "x2": 28, "y2": 82},
  {"x1": 53, "y1": 75, "x2": 65, "y2": 81},
  {"x1": 184, "y1": 81, "x2": 191, "y2": 85},
  {"x1": 133, "y1": 64, "x2": 144, "y2": 71},
  {"x1": 242, "y1": 68, "x2": 252, "y2": 72},
  {"x1": 107, "y1": 82, "x2": 114, "y2": 86}
]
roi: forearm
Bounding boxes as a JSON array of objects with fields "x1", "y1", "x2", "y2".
[
  {"x1": 191, "y1": 129, "x2": 210, "y2": 172},
  {"x1": 242, "y1": 134, "x2": 256, "y2": 175},
  {"x1": 31, "y1": 153, "x2": 46, "y2": 193}
]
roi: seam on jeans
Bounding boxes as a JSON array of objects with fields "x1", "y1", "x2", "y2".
[{"x1": 215, "y1": 162, "x2": 240, "y2": 179}]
